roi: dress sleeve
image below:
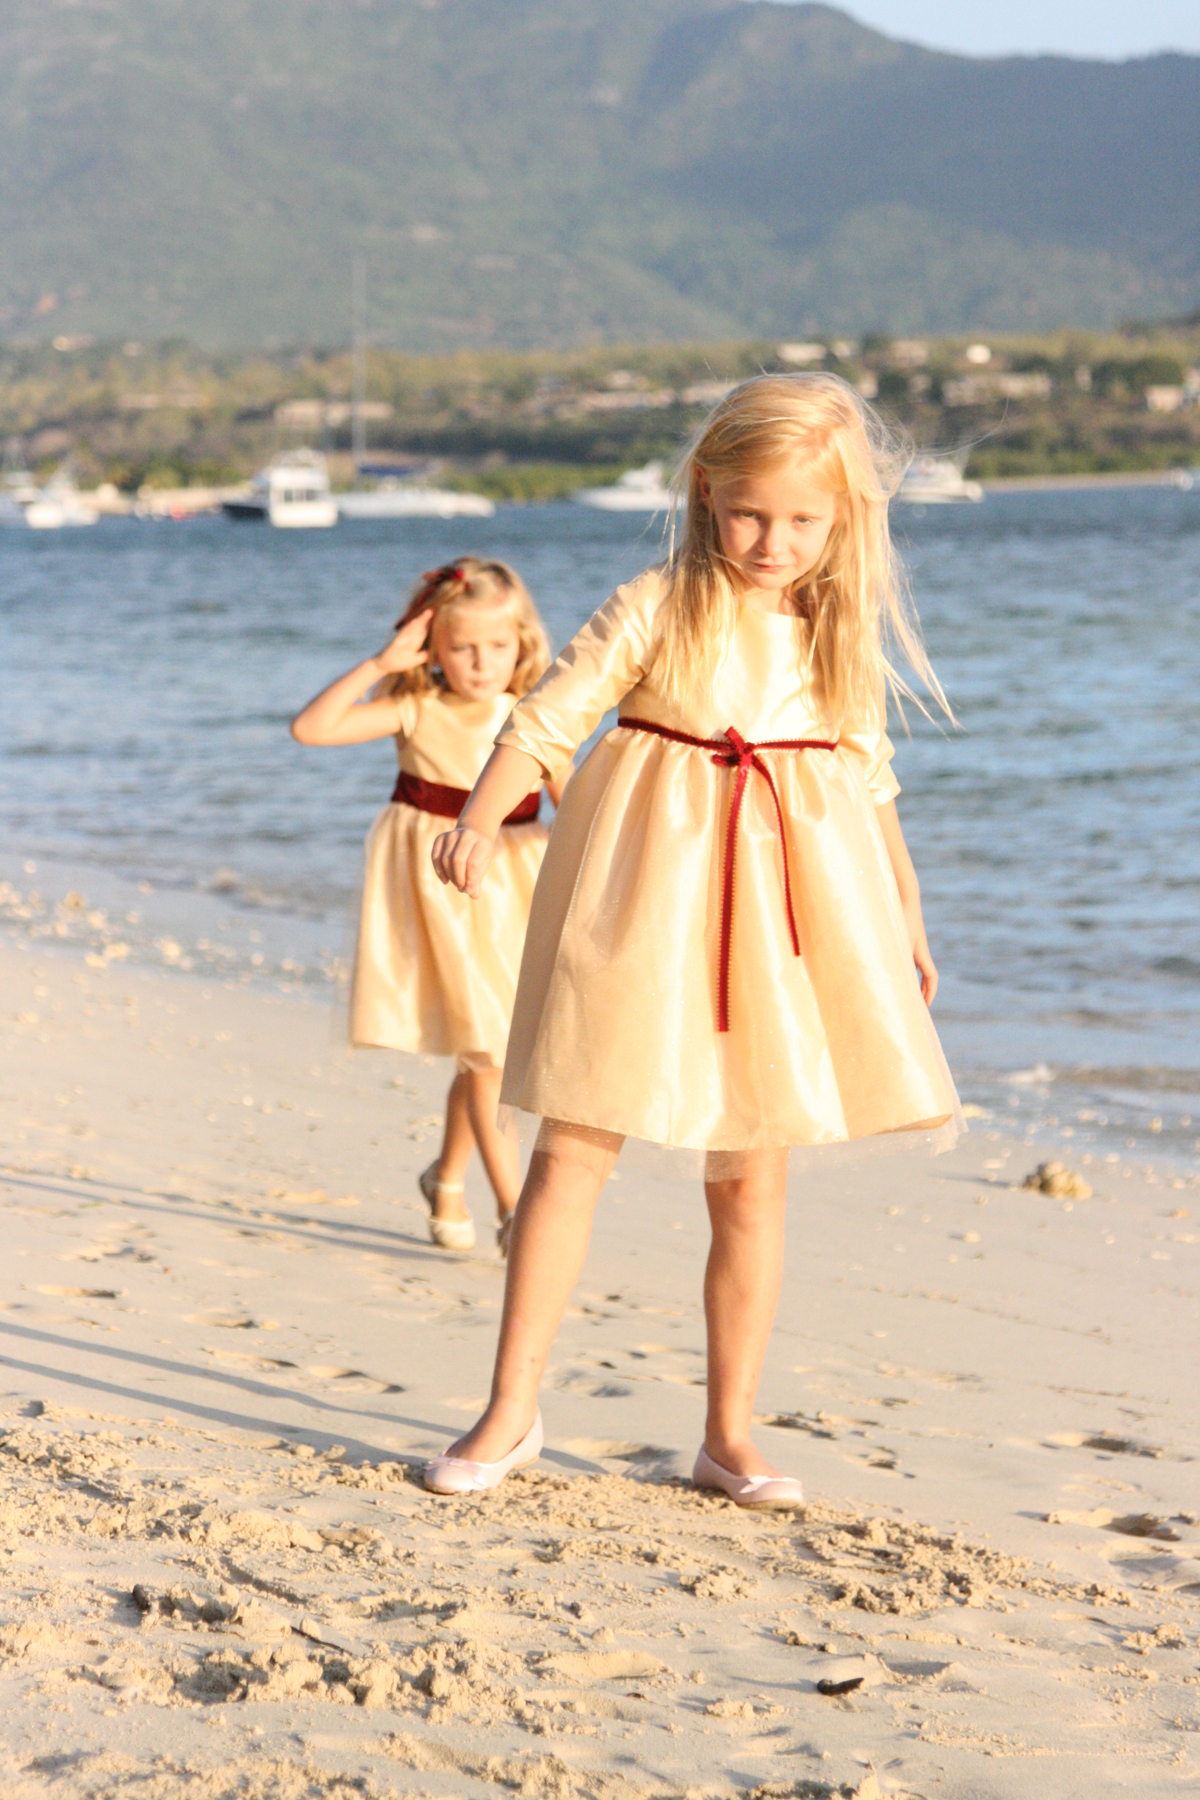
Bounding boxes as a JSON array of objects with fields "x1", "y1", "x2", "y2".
[
  {"x1": 393, "y1": 694, "x2": 420, "y2": 745},
  {"x1": 495, "y1": 570, "x2": 664, "y2": 781},
  {"x1": 838, "y1": 718, "x2": 901, "y2": 804}
]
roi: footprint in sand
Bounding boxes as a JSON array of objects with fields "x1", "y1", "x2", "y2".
[
  {"x1": 306, "y1": 1366, "x2": 405, "y2": 1394},
  {"x1": 538, "y1": 1648, "x2": 667, "y2": 1683},
  {"x1": 758, "y1": 1410, "x2": 843, "y2": 1439},
  {"x1": 1045, "y1": 1430, "x2": 1166, "y2": 1459},
  {"x1": 1045, "y1": 1507, "x2": 1181, "y2": 1541},
  {"x1": 37, "y1": 1284, "x2": 122, "y2": 1299},
  {"x1": 552, "y1": 1372, "x2": 634, "y2": 1398},
  {"x1": 184, "y1": 1312, "x2": 278, "y2": 1330},
  {"x1": 202, "y1": 1348, "x2": 298, "y2": 1373},
  {"x1": 559, "y1": 1439, "x2": 677, "y2": 1468}
]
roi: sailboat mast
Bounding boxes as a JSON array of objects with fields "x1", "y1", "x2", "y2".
[{"x1": 351, "y1": 256, "x2": 367, "y2": 467}]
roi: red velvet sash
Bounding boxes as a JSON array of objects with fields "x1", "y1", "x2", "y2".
[
  {"x1": 617, "y1": 717, "x2": 838, "y2": 1032},
  {"x1": 390, "y1": 770, "x2": 541, "y2": 826}
]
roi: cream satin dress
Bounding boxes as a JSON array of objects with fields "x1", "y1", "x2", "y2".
[
  {"x1": 350, "y1": 689, "x2": 548, "y2": 1067},
  {"x1": 495, "y1": 569, "x2": 959, "y2": 1153}
]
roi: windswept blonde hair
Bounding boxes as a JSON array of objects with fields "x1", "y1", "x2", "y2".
[
  {"x1": 656, "y1": 373, "x2": 950, "y2": 730},
  {"x1": 377, "y1": 556, "x2": 550, "y2": 699}
]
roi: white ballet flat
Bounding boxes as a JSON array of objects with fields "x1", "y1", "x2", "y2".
[
  {"x1": 424, "y1": 1413, "x2": 543, "y2": 1496},
  {"x1": 692, "y1": 1445, "x2": 805, "y2": 1511},
  {"x1": 419, "y1": 1162, "x2": 476, "y2": 1251}
]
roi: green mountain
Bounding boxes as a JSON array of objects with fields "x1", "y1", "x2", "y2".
[{"x1": 2, "y1": 1, "x2": 1197, "y2": 349}]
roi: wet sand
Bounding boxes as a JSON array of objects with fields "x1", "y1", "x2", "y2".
[{"x1": 1, "y1": 942, "x2": 1197, "y2": 1798}]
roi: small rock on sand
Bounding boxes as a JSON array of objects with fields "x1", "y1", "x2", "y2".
[{"x1": 1022, "y1": 1160, "x2": 1092, "y2": 1199}]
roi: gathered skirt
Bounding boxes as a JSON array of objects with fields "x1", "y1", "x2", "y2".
[
  {"x1": 350, "y1": 801, "x2": 549, "y2": 1066},
  {"x1": 500, "y1": 725, "x2": 959, "y2": 1151}
]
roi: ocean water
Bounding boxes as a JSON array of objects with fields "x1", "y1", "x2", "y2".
[{"x1": 2, "y1": 490, "x2": 1198, "y2": 1171}]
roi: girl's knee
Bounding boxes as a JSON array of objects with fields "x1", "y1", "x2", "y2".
[
  {"x1": 704, "y1": 1146, "x2": 789, "y2": 1185},
  {"x1": 459, "y1": 1053, "x2": 501, "y2": 1082},
  {"x1": 704, "y1": 1148, "x2": 788, "y2": 1212},
  {"x1": 531, "y1": 1119, "x2": 623, "y2": 1184},
  {"x1": 705, "y1": 1169, "x2": 788, "y2": 1236}
]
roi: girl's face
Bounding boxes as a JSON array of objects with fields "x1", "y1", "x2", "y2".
[
  {"x1": 704, "y1": 461, "x2": 840, "y2": 606},
  {"x1": 434, "y1": 601, "x2": 522, "y2": 701}
]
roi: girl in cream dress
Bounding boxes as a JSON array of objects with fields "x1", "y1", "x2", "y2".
[
  {"x1": 426, "y1": 376, "x2": 960, "y2": 1504},
  {"x1": 292, "y1": 558, "x2": 566, "y2": 1253}
]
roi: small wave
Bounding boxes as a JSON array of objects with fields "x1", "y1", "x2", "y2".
[
  {"x1": 1003, "y1": 1062, "x2": 1055, "y2": 1086},
  {"x1": 1060, "y1": 1064, "x2": 1200, "y2": 1097},
  {"x1": 1153, "y1": 954, "x2": 1200, "y2": 982},
  {"x1": 999, "y1": 1060, "x2": 1200, "y2": 1097}
]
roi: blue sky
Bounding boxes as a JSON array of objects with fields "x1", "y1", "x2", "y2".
[{"x1": 826, "y1": 2, "x2": 1200, "y2": 59}]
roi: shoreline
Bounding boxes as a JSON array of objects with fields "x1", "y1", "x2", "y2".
[
  {"x1": 2, "y1": 940, "x2": 1198, "y2": 1795},
  {"x1": 980, "y1": 468, "x2": 1196, "y2": 494},
  {"x1": 43, "y1": 464, "x2": 1200, "y2": 517},
  {"x1": 6, "y1": 841, "x2": 1198, "y2": 1183}
]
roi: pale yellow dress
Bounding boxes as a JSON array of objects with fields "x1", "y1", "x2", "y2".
[
  {"x1": 350, "y1": 688, "x2": 549, "y2": 1067},
  {"x1": 495, "y1": 569, "x2": 959, "y2": 1152}
]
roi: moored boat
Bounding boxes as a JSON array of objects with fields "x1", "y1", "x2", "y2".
[
  {"x1": 221, "y1": 450, "x2": 338, "y2": 528},
  {"x1": 897, "y1": 456, "x2": 983, "y2": 504},
  {"x1": 0, "y1": 465, "x2": 101, "y2": 529},
  {"x1": 573, "y1": 461, "x2": 679, "y2": 514},
  {"x1": 337, "y1": 481, "x2": 494, "y2": 520}
]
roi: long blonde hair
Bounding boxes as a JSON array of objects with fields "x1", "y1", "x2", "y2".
[
  {"x1": 377, "y1": 556, "x2": 550, "y2": 699},
  {"x1": 655, "y1": 373, "x2": 950, "y2": 729}
]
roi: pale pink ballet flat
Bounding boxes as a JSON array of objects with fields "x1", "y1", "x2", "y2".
[
  {"x1": 692, "y1": 1445, "x2": 805, "y2": 1511},
  {"x1": 419, "y1": 1162, "x2": 476, "y2": 1251},
  {"x1": 424, "y1": 1413, "x2": 543, "y2": 1495}
]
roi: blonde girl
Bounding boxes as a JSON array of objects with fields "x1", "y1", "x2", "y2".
[
  {"x1": 292, "y1": 557, "x2": 567, "y2": 1252},
  {"x1": 426, "y1": 374, "x2": 960, "y2": 1500}
]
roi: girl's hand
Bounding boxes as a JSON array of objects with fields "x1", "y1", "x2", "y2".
[
  {"x1": 430, "y1": 747, "x2": 544, "y2": 894},
  {"x1": 874, "y1": 801, "x2": 937, "y2": 1007},
  {"x1": 374, "y1": 608, "x2": 433, "y2": 674},
  {"x1": 907, "y1": 913, "x2": 938, "y2": 1006},
  {"x1": 432, "y1": 825, "x2": 495, "y2": 898}
]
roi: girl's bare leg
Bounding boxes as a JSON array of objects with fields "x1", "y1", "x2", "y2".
[
  {"x1": 702, "y1": 1148, "x2": 790, "y2": 1477},
  {"x1": 429, "y1": 1071, "x2": 473, "y2": 1221},
  {"x1": 443, "y1": 1123, "x2": 621, "y2": 1463},
  {"x1": 464, "y1": 1066, "x2": 521, "y2": 1223}
]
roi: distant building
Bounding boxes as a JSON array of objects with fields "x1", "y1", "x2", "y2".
[
  {"x1": 777, "y1": 342, "x2": 826, "y2": 365},
  {"x1": 681, "y1": 380, "x2": 736, "y2": 405},
  {"x1": 1146, "y1": 386, "x2": 1184, "y2": 413},
  {"x1": 997, "y1": 372, "x2": 1052, "y2": 400},
  {"x1": 943, "y1": 371, "x2": 1052, "y2": 406},
  {"x1": 274, "y1": 400, "x2": 393, "y2": 428},
  {"x1": 573, "y1": 389, "x2": 676, "y2": 414}
]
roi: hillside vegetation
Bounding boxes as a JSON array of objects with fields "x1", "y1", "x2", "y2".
[
  {"x1": 4, "y1": 325, "x2": 1198, "y2": 495},
  {"x1": 1, "y1": 1, "x2": 1198, "y2": 349}
]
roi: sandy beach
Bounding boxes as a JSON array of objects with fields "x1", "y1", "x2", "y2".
[{"x1": 1, "y1": 938, "x2": 1197, "y2": 1799}]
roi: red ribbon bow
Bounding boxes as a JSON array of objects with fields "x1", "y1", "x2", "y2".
[{"x1": 618, "y1": 718, "x2": 838, "y2": 1031}]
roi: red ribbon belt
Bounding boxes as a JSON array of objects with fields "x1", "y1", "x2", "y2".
[
  {"x1": 390, "y1": 770, "x2": 541, "y2": 826},
  {"x1": 617, "y1": 717, "x2": 838, "y2": 1032}
]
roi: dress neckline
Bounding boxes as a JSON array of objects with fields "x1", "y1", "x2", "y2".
[{"x1": 740, "y1": 602, "x2": 804, "y2": 627}]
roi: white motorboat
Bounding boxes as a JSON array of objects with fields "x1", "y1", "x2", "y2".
[
  {"x1": 896, "y1": 456, "x2": 983, "y2": 504},
  {"x1": 337, "y1": 265, "x2": 495, "y2": 520},
  {"x1": 222, "y1": 449, "x2": 338, "y2": 528},
  {"x1": 573, "y1": 461, "x2": 679, "y2": 514},
  {"x1": 1, "y1": 464, "x2": 100, "y2": 529},
  {"x1": 337, "y1": 481, "x2": 494, "y2": 520}
]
